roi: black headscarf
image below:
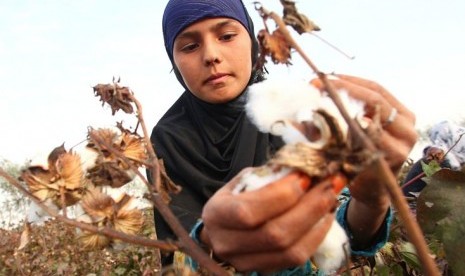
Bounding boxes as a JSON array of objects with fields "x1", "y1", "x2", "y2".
[{"x1": 150, "y1": 0, "x2": 283, "y2": 240}]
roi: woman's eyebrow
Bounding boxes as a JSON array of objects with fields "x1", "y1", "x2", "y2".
[{"x1": 177, "y1": 19, "x2": 240, "y2": 40}]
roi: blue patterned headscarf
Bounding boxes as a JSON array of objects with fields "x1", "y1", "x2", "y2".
[
  {"x1": 428, "y1": 121, "x2": 465, "y2": 169},
  {"x1": 162, "y1": 0, "x2": 252, "y2": 62}
]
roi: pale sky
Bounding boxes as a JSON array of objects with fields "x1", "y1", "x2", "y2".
[{"x1": 1, "y1": 0, "x2": 465, "y2": 164}]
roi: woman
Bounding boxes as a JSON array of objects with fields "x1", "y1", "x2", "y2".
[{"x1": 150, "y1": 0, "x2": 417, "y2": 273}]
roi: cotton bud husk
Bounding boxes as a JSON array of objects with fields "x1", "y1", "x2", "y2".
[
  {"x1": 86, "y1": 127, "x2": 147, "y2": 188},
  {"x1": 79, "y1": 229, "x2": 111, "y2": 249},
  {"x1": 79, "y1": 188, "x2": 144, "y2": 249},
  {"x1": 93, "y1": 82, "x2": 134, "y2": 115},
  {"x1": 21, "y1": 145, "x2": 86, "y2": 207},
  {"x1": 80, "y1": 188, "x2": 115, "y2": 221},
  {"x1": 120, "y1": 132, "x2": 147, "y2": 166}
]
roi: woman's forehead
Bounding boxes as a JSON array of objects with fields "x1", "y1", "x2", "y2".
[{"x1": 177, "y1": 18, "x2": 244, "y2": 37}]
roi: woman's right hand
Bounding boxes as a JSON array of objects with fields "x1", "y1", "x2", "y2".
[{"x1": 200, "y1": 169, "x2": 337, "y2": 273}]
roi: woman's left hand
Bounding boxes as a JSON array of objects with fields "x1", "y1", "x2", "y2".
[{"x1": 312, "y1": 74, "x2": 418, "y2": 245}]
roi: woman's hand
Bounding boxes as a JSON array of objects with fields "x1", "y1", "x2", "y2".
[
  {"x1": 312, "y1": 74, "x2": 418, "y2": 246},
  {"x1": 200, "y1": 169, "x2": 337, "y2": 272}
]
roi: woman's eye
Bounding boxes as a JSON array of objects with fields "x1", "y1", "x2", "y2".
[
  {"x1": 220, "y1": 33, "x2": 236, "y2": 41},
  {"x1": 181, "y1": 43, "x2": 198, "y2": 52}
]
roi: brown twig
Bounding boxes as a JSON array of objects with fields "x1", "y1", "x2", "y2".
[
  {"x1": 443, "y1": 133, "x2": 465, "y2": 159},
  {"x1": 128, "y1": 94, "x2": 162, "y2": 194},
  {"x1": 265, "y1": 8, "x2": 440, "y2": 276},
  {"x1": 59, "y1": 186, "x2": 67, "y2": 218}
]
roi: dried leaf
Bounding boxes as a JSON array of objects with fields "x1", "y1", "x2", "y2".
[
  {"x1": 18, "y1": 222, "x2": 31, "y2": 250},
  {"x1": 87, "y1": 161, "x2": 133, "y2": 188},
  {"x1": 257, "y1": 29, "x2": 292, "y2": 66},
  {"x1": 93, "y1": 83, "x2": 134, "y2": 115},
  {"x1": 280, "y1": 0, "x2": 320, "y2": 34},
  {"x1": 157, "y1": 159, "x2": 182, "y2": 203}
]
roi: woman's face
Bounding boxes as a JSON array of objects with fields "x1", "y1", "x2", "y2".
[{"x1": 173, "y1": 17, "x2": 252, "y2": 104}]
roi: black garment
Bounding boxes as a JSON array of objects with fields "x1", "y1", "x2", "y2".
[{"x1": 149, "y1": 90, "x2": 284, "y2": 241}]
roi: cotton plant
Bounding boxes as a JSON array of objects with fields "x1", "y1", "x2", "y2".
[{"x1": 18, "y1": 126, "x2": 149, "y2": 249}]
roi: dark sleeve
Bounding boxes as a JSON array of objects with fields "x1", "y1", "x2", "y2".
[{"x1": 402, "y1": 159, "x2": 427, "y2": 196}]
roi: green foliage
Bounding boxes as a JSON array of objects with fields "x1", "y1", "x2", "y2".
[
  {"x1": 417, "y1": 169, "x2": 465, "y2": 274},
  {"x1": 420, "y1": 160, "x2": 442, "y2": 177}
]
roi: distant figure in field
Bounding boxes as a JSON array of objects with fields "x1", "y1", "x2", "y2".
[{"x1": 402, "y1": 120, "x2": 465, "y2": 196}]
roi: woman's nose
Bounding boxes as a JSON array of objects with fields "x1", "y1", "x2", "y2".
[{"x1": 203, "y1": 43, "x2": 222, "y2": 66}]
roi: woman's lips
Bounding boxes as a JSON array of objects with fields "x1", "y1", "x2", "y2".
[{"x1": 204, "y1": 73, "x2": 229, "y2": 85}]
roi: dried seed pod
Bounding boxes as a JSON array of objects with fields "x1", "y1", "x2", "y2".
[
  {"x1": 86, "y1": 127, "x2": 147, "y2": 188},
  {"x1": 78, "y1": 188, "x2": 144, "y2": 249},
  {"x1": 21, "y1": 145, "x2": 86, "y2": 208},
  {"x1": 280, "y1": 0, "x2": 321, "y2": 34},
  {"x1": 93, "y1": 82, "x2": 134, "y2": 115}
]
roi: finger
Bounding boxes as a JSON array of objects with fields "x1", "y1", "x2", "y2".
[
  {"x1": 311, "y1": 76, "x2": 415, "y2": 125},
  {"x1": 226, "y1": 214, "x2": 335, "y2": 273},
  {"x1": 377, "y1": 129, "x2": 417, "y2": 171},
  {"x1": 205, "y1": 180, "x2": 336, "y2": 255},
  {"x1": 334, "y1": 74, "x2": 405, "y2": 111},
  {"x1": 365, "y1": 109, "x2": 417, "y2": 140},
  {"x1": 335, "y1": 74, "x2": 417, "y2": 124},
  {"x1": 203, "y1": 171, "x2": 311, "y2": 229}
]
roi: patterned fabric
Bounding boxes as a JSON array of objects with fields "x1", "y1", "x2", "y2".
[{"x1": 427, "y1": 121, "x2": 465, "y2": 169}]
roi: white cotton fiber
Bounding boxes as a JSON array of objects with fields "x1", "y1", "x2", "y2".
[{"x1": 245, "y1": 79, "x2": 322, "y2": 134}]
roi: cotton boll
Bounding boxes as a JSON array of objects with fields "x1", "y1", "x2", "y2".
[
  {"x1": 26, "y1": 199, "x2": 58, "y2": 225},
  {"x1": 232, "y1": 166, "x2": 292, "y2": 194},
  {"x1": 312, "y1": 220, "x2": 349, "y2": 274},
  {"x1": 271, "y1": 120, "x2": 310, "y2": 144},
  {"x1": 246, "y1": 79, "x2": 322, "y2": 134},
  {"x1": 78, "y1": 146, "x2": 99, "y2": 172}
]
